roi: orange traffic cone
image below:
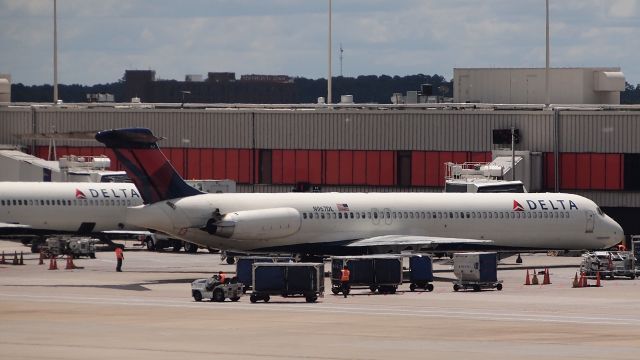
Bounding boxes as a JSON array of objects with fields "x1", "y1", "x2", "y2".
[
  {"x1": 572, "y1": 272, "x2": 579, "y2": 288},
  {"x1": 65, "y1": 255, "x2": 76, "y2": 270},
  {"x1": 608, "y1": 256, "x2": 614, "y2": 271},
  {"x1": 524, "y1": 269, "x2": 531, "y2": 285},
  {"x1": 19, "y1": 252, "x2": 24, "y2": 265},
  {"x1": 38, "y1": 252, "x2": 44, "y2": 265},
  {"x1": 577, "y1": 272, "x2": 584, "y2": 288},
  {"x1": 531, "y1": 269, "x2": 539, "y2": 285},
  {"x1": 581, "y1": 272, "x2": 588, "y2": 287},
  {"x1": 542, "y1": 268, "x2": 551, "y2": 285},
  {"x1": 0, "y1": 251, "x2": 5, "y2": 264},
  {"x1": 12, "y1": 251, "x2": 18, "y2": 265},
  {"x1": 595, "y1": 271, "x2": 602, "y2": 287},
  {"x1": 48, "y1": 257, "x2": 58, "y2": 270}
]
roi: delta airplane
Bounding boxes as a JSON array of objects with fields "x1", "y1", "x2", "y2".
[
  {"x1": 0, "y1": 182, "x2": 144, "y2": 241},
  {"x1": 95, "y1": 128, "x2": 624, "y2": 256}
]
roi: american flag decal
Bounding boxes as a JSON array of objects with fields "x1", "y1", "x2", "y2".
[{"x1": 336, "y1": 203, "x2": 349, "y2": 211}]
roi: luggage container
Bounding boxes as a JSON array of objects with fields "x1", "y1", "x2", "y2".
[
  {"x1": 331, "y1": 255, "x2": 403, "y2": 295},
  {"x1": 452, "y1": 252, "x2": 502, "y2": 291},
  {"x1": 236, "y1": 256, "x2": 293, "y2": 291},
  {"x1": 409, "y1": 255, "x2": 434, "y2": 292},
  {"x1": 250, "y1": 263, "x2": 324, "y2": 303}
]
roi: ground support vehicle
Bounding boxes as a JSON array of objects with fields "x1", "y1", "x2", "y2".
[
  {"x1": 191, "y1": 276, "x2": 243, "y2": 302},
  {"x1": 250, "y1": 263, "x2": 324, "y2": 303},
  {"x1": 452, "y1": 252, "x2": 502, "y2": 291},
  {"x1": 580, "y1": 251, "x2": 636, "y2": 280},
  {"x1": 236, "y1": 256, "x2": 293, "y2": 292},
  {"x1": 409, "y1": 255, "x2": 434, "y2": 292},
  {"x1": 40, "y1": 236, "x2": 97, "y2": 259},
  {"x1": 331, "y1": 255, "x2": 403, "y2": 295}
]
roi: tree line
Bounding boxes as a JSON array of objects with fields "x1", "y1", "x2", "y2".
[{"x1": 9, "y1": 75, "x2": 640, "y2": 104}]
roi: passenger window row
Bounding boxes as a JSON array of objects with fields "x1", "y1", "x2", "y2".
[
  {"x1": 301, "y1": 210, "x2": 571, "y2": 220},
  {"x1": 1, "y1": 199, "x2": 134, "y2": 207}
]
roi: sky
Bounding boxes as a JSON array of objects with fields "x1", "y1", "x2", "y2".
[{"x1": 0, "y1": 0, "x2": 638, "y2": 85}]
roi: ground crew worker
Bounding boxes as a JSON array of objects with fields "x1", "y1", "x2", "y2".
[
  {"x1": 218, "y1": 271, "x2": 226, "y2": 285},
  {"x1": 115, "y1": 245, "x2": 124, "y2": 272},
  {"x1": 340, "y1": 265, "x2": 350, "y2": 298}
]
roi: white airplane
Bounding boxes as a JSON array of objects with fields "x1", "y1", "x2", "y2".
[
  {"x1": 0, "y1": 181, "x2": 144, "y2": 236},
  {"x1": 94, "y1": 128, "x2": 625, "y2": 256}
]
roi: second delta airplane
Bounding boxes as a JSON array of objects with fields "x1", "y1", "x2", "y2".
[{"x1": 95, "y1": 128, "x2": 624, "y2": 255}]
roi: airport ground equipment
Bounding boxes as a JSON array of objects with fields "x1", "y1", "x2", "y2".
[
  {"x1": 40, "y1": 236, "x2": 97, "y2": 259},
  {"x1": 580, "y1": 251, "x2": 636, "y2": 280},
  {"x1": 452, "y1": 252, "x2": 503, "y2": 291},
  {"x1": 191, "y1": 275, "x2": 243, "y2": 302},
  {"x1": 236, "y1": 256, "x2": 293, "y2": 292},
  {"x1": 408, "y1": 255, "x2": 434, "y2": 292},
  {"x1": 331, "y1": 255, "x2": 403, "y2": 295},
  {"x1": 632, "y1": 236, "x2": 640, "y2": 272},
  {"x1": 250, "y1": 262, "x2": 324, "y2": 303}
]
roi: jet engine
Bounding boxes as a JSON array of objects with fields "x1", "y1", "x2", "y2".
[{"x1": 204, "y1": 207, "x2": 302, "y2": 240}]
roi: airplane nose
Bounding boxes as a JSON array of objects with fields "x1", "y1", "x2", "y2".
[{"x1": 607, "y1": 216, "x2": 625, "y2": 247}]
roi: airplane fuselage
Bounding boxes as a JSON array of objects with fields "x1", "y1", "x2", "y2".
[
  {"x1": 0, "y1": 182, "x2": 144, "y2": 235},
  {"x1": 125, "y1": 192, "x2": 624, "y2": 253}
]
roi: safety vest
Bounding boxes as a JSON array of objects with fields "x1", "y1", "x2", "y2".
[
  {"x1": 115, "y1": 247, "x2": 124, "y2": 259},
  {"x1": 340, "y1": 269, "x2": 350, "y2": 282},
  {"x1": 219, "y1": 274, "x2": 226, "y2": 284}
]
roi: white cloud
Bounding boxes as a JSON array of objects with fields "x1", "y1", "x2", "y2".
[{"x1": 0, "y1": 0, "x2": 638, "y2": 85}]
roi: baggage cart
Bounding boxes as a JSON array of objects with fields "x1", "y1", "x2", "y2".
[
  {"x1": 580, "y1": 251, "x2": 636, "y2": 279},
  {"x1": 236, "y1": 256, "x2": 294, "y2": 292},
  {"x1": 452, "y1": 252, "x2": 503, "y2": 292},
  {"x1": 409, "y1": 255, "x2": 434, "y2": 292},
  {"x1": 250, "y1": 262, "x2": 324, "y2": 303},
  {"x1": 331, "y1": 255, "x2": 403, "y2": 295}
]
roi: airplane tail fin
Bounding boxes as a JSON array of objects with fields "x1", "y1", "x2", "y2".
[{"x1": 95, "y1": 128, "x2": 202, "y2": 204}]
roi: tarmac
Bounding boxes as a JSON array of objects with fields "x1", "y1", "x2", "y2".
[{"x1": 1, "y1": 239, "x2": 640, "y2": 360}]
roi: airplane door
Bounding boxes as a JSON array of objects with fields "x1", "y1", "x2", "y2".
[
  {"x1": 586, "y1": 211, "x2": 595, "y2": 233},
  {"x1": 371, "y1": 208, "x2": 380, "y2": 225}
]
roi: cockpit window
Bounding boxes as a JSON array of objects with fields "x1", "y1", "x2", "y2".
[{"x1": 596, "y1": 207, "x2": 604, "y2": 216}]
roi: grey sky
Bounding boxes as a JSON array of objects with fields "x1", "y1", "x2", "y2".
[{"x1": 1, "y1": 0, "x2": 638, "y2": 85}]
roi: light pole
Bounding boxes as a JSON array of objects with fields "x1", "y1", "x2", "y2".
[
  {"x1": 545, "y1": 0, "x2": 550, "y2": 108},
  {"x1": 327, "y1": 0, "x2": 332, "y2": 105},
  {"x1": 53, "y1": 0, "x2": 58, "y2": 104}
]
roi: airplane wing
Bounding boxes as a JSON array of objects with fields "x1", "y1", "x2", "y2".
[{"x1": 345, "y1": 235, "x2": 493, "y2": 251}]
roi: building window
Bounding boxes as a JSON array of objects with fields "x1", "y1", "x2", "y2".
[
  {"x1": 397, "y1": 151, "x2": 411, "y2": 187},
  {"x1": 259, "y1": 149, "x2": 272, "y2": 184}
]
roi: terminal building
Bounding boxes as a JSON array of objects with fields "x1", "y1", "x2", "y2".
[{"x1": 2, "y1": 102, "x2": 640, "y2": 233}]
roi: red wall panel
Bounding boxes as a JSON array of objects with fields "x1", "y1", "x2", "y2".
[
  {"x1": 200, "y1": 149, "x2": 214, "y2": 179},
  {"x1": 560, "y1": 153, "x2": 577, "y2": 189},
  {"x1": 187, "y1": 149, "x2": 201, "y2": 180},
  {"x1": 411, "y1": 151, "x2": 426, "y2": 186},
  {"x1": 379, "y1": 151, "x2": 395, "y2": 186},
  {"x1": 366, "y1": 151, "x2": 380, "y2": 186},
  {"x1": 238, "y1": 149, "x2": 252, "y2": 183},
  {"x1": 452, "y1": 151, "x2": 468, "y2": 164},
  {"x1": 325, "y1": 150, "x2": 340, "y2": 184},
  {"x1": 575, "y1": 154, "x2": 591, "y2": 189},
  {"x1": 226, "y1": 149, "x2": 239, "y2": 181},
  {"x1": 282, "y1": 150, "x2": 296, "y2": 184},
  {"x1": 437, "y1": 152, "x2": 454, "y2": 186},
  {"x1": 353, "y1": 151, "x2": 367, "y2": 185},
  {"x1": 309, "y1": 151, "x2": 322, "y2": 184},
  {"x1": 169, "y1": 148, "x2": 185, "y2": 176},
  {"x1": 590, "y1": 154, "x2": 606, "y2": 189},
  {"x1": 212, "y1": 149, "x2": 226, "y2": 179},
  {"x1": 425, "y1": 152, "x2": 440, "y2": 186},
  {"x1": 295, "y1": 150, "x2": 309, "y2": 183},
  {"x1": 606, "y1": 154, "x2": 622, "y2": 190},
  {"x1": 339, "y1": 151, "x2": 353, "y2": 185}
]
